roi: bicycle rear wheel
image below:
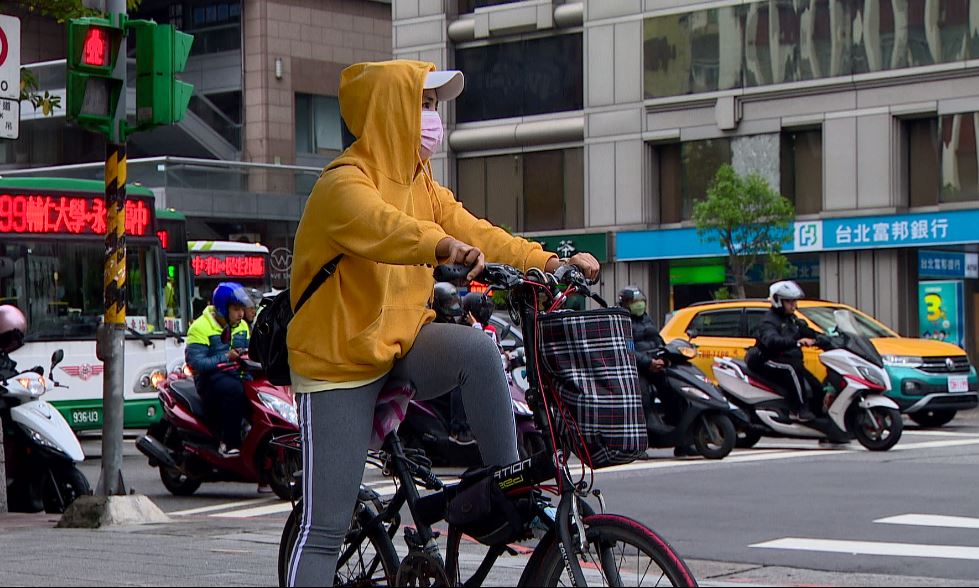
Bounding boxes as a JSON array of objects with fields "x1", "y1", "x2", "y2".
[
  {"x1": 278, "y1": 499, "x2": 400, "y2": 587},
  {"x1": 530, "y1": 514, "x2": 698, "y2": 587}
]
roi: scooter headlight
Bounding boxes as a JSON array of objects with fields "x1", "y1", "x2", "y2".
[
  {"x1": 680, "y1": 386, "x2": 711, "y2": 401},
  {"x1": 16, "y1": 376, "x2": 46, "y2": 397},
  {"x1": 259, "y1": 392, "x2": 299, "y2": 426},
  {"x1": 18, "y1": 424, "x2": 63, "y2": 454},
  {"x1": 856, "y1": 366, "x2": 887, "y2": 390}
]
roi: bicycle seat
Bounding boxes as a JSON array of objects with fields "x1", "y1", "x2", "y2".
[{"x1": 170, "y1": 379, "x2": 207, "y2": 418}]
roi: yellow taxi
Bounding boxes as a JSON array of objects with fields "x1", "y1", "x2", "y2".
[{"x1": 660, "y1": 300, "x2": 978, "y2": 427}]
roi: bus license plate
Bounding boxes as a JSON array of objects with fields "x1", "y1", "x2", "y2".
[
  {"x1": 72, "y1": 409, "x2": 102, "y2": 426},
  {"x1": 948, "y1": 376, "x2": 970, "y2": 393}
]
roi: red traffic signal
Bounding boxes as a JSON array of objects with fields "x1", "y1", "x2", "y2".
[{"x1": 82, "y1": 27, "x2": 110, "y2": 67}]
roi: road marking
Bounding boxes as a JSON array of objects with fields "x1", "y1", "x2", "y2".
[
  {"x1": 169, "y1": 497, "x2": 276, "y2": 516},
  {"x1": 751, "y1": 538, "x2": 979, "y2": 561},
  {"x1": 903, "y1": 430, "x2": 979, "y2": 438},
  {"x1": 893, "y1": 438, "x2": 979, "y2": 451},
  {"x1": 213, "y1": 502, "x2": 295, "y2": 518},
  {"x1": 875, "y1": 514, "x2": 979, "y2": 529}
]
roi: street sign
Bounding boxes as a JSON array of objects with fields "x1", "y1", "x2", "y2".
[
  {"x1": 0, "y1": 97, "x2": 18, "y2": 139},
  {"x1": 0, "y1": 14, "x2": 21, "y2": 101}
]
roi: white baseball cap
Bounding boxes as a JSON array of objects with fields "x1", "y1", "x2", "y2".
[{"x1": 424, "y1": 70, "x2": 465, "y2": 101}]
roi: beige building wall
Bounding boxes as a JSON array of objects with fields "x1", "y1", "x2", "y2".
[{"x1": 243, "y1": 0, "x2": 392, "y2": 166}]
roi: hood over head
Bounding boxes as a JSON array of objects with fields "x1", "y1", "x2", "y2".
[{"x1": 332, "y1": 60, "x2": 435, "y2": 186}]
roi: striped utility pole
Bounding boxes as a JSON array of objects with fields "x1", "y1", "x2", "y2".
[{"x1": 95, "y1": 0, "x2": 129, "y2": 497}]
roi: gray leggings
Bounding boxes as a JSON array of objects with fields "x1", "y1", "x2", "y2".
[{"x1": 287, "y1": 322, "x2": 519, "y2": 587}]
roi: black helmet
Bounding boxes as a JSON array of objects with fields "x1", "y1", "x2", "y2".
[
  {"x1": 617, "y1": 286, "x2": 646, "y2": 308},
  {"x1": 0, "y1": 305, "x2": 27, "y2": 353},
  {"x1": 433, "y1": 282, "x2": 463, "y2": 322},
  {"x1": 462, "y1": 292, "x2": 494, "y2": 326}
]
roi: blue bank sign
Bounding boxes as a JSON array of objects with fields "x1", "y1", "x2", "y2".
[{"x1": 617, "y1": 208, "x2": 979, "y2": 261}]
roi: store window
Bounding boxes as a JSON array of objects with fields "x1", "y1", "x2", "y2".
[
  {"x1": 457, "y1": 148, "x2": 584, "y2": 232},
  {"x1": 295, "y1": 94, "x2": 343, "y2": 155},
  {"x1": 905, "y1": 113, "x2": 979, "y2": 206},
  {"x1": 780, "y1": 128, "x2": 823, "y2": 215},
  {"x1": 645, "y1": 0, "x2": 979, "y2": 99},
  {"x1": 455, "y1": 34, "x2": 583, "y2": 123},
  {"x1": 658, "y1": 138, "x2": 733, "y2": 224}
]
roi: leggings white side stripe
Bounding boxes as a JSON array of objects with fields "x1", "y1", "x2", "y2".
[{"x1": 288, "y1": 393, "x2": 314, "y2": 587}]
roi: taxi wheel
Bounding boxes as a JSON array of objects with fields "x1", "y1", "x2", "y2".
[{"x1": 909, "y1": 409, "x2": 956, "y2": 428}]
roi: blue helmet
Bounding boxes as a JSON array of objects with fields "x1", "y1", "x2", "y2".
[{"x1": 212, "y1": 282, "x2": 252, "y2": 319}]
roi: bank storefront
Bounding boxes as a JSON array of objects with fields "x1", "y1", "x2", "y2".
[{"x1": 617, "y1": 208, "x2": 979, "y2": 354}]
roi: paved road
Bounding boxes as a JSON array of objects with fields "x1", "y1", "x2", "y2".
[{"x1": 66, "y1": 410, "x2": 979, "y2": 586}]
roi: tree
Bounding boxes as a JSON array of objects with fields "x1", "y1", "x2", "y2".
[{"x1": 693, "y1": 164, "x2": 795, "y2": 299}]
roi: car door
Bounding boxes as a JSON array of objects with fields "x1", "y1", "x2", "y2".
[{"x1": 685, "y1": 308, "x2": 748, "y2": 380}]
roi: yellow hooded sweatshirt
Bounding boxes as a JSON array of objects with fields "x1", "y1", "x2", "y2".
[{"x1": 287, "y1": 60, "x2": 556, "y2": 387}]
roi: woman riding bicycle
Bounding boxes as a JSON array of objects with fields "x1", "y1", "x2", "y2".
[{"x1": 285, "y1": 60, "x2": 599, "y2": 587}]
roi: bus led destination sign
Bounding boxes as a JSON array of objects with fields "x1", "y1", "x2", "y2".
[
  {"x1": 191, "y1": 254, "x2": 266, "y2": 279},
  {"x1": 0, "y1": 192, "x2": 152, "y2": 236}
]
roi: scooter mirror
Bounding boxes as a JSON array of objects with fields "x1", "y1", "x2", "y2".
[
  {"x1": 51, "y1": 349, "x2": 65, "y2": 368},
  {"x1": 685, "y1": 328, "x2": 699, "y2": 339}
]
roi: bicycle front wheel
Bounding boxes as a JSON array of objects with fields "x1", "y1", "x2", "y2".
[
  {"x1": 530, "y1": 514, "x2": 698, "y2": 587},
  {"x1": 278, "y1": 499, "x2": 400, "y2": 587}
]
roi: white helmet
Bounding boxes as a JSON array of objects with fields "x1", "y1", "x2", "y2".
[{"x1": 769, "y1": 280, "x2": 805, "y2": 309}]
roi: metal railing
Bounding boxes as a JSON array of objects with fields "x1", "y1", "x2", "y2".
[{"x1": 0, "y1": 157, "x2": 323, "y2": 198}]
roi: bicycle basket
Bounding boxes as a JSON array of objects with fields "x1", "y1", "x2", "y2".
[{"x1": 538, "y1": 307, "x2": 648, "y2": 468}]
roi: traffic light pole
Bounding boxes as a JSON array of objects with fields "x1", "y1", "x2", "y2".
[{"x1": 96, "y1": 0, "x2": 128, "y2": 497}]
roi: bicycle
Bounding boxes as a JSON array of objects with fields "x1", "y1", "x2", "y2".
[{"x1": 276, "y1": 263, "x2": 699, "y2": 587}]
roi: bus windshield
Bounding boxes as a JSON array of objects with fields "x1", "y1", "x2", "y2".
[{"x1": 0, "y1": 241, "x2": 163, "y2": 341}]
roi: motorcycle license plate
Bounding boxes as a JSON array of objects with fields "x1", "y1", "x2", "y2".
[
  {"x1": 948, "y1": 376, "x2": 970, "y2": 393},
  {"x1": 71, "y1": 408, "x2": 102, "y2": 427}
]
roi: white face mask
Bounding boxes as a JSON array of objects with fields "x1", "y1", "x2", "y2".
[{"x1": 420, "y1": 110, "x2": 444, "y2": 160}]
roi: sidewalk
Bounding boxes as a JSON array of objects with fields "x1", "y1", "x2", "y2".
[{"x1": 0, "y1": 512, "x2": 973, "y2": 587}]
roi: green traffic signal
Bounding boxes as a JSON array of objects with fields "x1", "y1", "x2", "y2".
[{"x1": 131, "y1": 20, "x2": 194, "y2": 128}]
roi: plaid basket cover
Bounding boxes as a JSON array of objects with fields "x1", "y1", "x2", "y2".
[{"x1": 538, "y1": 307, "x2": 648, "y2": 468}]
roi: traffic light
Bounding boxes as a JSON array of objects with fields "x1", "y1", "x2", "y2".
[
  {"x1": 66, "y1": 17, "x2": 125, "y2": 135},
  {"x1": 131, "y1": 20, "x2": 194, "y2": 127}
]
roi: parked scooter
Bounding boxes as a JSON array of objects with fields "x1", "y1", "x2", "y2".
[
  {"x1": 136, "y1": 356, "x2": 301, "y2": 499},
  {"x1": 643, "y1": 339, "x2": 741, "y2": 459},
  {"x1": 713, "y1": 309, "x2": 903, "y2": 451},
  {"x1": 3, "y1": 349, "x2": 91, "y2": 513}
]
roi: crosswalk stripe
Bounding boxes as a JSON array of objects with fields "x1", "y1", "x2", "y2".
[
  {"x1": 213, "y1": 502, "x2": 295, "y2": 518},
  {"x1": 169, "y1": 497, "x2": 276, "y2": 516},
  {"x1": 875, "y1": 514, "x2": 979, "y2": 529},
  {"x1": 751, "y1": 538, "x2": 979, "y2": 561}
]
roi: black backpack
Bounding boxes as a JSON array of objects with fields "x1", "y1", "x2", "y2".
[{"x1": 250, "y1": 254, "x2": 342, "y2": 386}]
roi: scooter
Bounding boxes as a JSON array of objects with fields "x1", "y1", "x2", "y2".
[
  {"x1": 136, "y1": 356, "x2": 301, "y2": 499},
  {"x1": 713, "y1": 309, "x2": 903, "y2": 451},
  {"x1": 3, "y1": 349, "x2": 91, "y2": 513},
  {"x1": 643, "y1": 339, "x2": 741, "y2": 459}
]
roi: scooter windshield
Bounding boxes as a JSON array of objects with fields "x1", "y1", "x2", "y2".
[{"x1": 834, "y1": 310, "x2": 884, "y2": 367}]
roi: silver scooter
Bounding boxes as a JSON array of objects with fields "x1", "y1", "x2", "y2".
[{"x1": 713, "y1": 310, "x2": 903, "y2": 451}]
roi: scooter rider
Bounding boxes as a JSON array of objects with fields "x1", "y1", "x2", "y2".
[
  {"x1": 746, "y1": 280, "x2": 827, "y2": 422},
  {"x1": 186, "y1": 282, "x2": 252, "y2": 457},
  {"x1": 433, "y1": 282, "x2": 464, "y2": 324},
  {"x1": 618, "y1": 287, "x2": 669, "y2": 417},
  {"x1": 0, "y1": 305, "x2": 27, "y2": 379}
]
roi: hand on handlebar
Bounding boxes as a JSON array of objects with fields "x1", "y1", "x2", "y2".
[
  {"x1": 798, "y1": 338, "x2": 817, "y2": 348},
  {"x1": 546, "y1": 252, "x2": 600, "y2": 282},
  {"x1": 228, "y1": 348, "x2": 242, "y2": 362},
  {"x1": 435, "y1": 237, "x2": 486, "y2": 282}
]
